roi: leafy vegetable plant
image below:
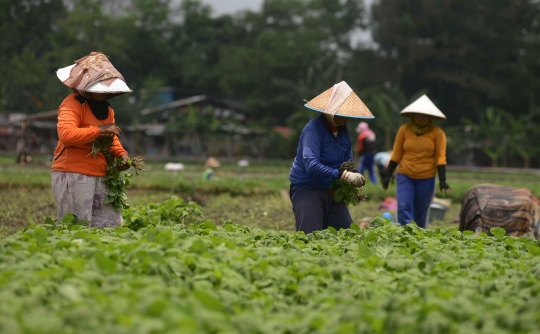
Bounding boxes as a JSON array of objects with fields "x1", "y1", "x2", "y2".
[
  {"x1": 4, "y1": 201, "x2": 540, "y2": 334},
  {"x1": 89, "y1": 135, "x2": 146, "y2": 212},
  {"x1": 330, "y1": 160, "x2": 367, "y2": 205}
]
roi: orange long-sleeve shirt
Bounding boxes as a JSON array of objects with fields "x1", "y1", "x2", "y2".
[
  {"x1": 390, "y1": 124, "x2": 447, "y2": 179},
  {"x1": 52, "y1": 93, "x2": 128, "y2": 176}
]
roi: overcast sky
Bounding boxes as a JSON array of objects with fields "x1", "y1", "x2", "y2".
[
  {"x1": 201, "y1": 0, "x2": 375, "y2": 16},
  {"x1": 202, "y1": 0, "x2": 264, "y2": 15},
  {"x1": 201, "y1": 0, "x2": 375, "y2": 46}
]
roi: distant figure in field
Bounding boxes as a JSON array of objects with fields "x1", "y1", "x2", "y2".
[
  {"x1": 374, "y1": 150, "x2": 392, "y2": 183},
  {"x1": 356, "y1": 122, "x2": 377, "y2": 184},
  {"x1": 16, "y1": 151, "x2": 32, "y2": 166},
  {"x1": 202, "y1": 156, "x2": 220, "y2": 181},
  {"x1": 289, "y1": 81, "x2": 373, "y2": 234},
  {"x1": 51, "y1": 52, "x2": 132, "y2": 228},
  {"x1": 382, "y1": 95, "x2": 451, "y2": 228}
]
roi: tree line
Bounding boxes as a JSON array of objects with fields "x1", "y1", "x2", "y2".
[{"x1": 2, "y1": 0, "x2": 540, "y2": 167}]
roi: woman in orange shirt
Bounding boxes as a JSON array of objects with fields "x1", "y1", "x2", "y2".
[
  {"x1": 381, "y1": 95, "x2": 451, "y2": 228},
  {"x1": 51, "y1": 52, "x2": 132, "y2": 228}
]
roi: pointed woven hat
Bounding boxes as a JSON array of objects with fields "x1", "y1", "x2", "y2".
[
  {"x1": 56, "y1": 52, "x2": 131, "y2": 94},
  {"x1": 400, "y1": 94, "x2": 446, "y2": 119},
  {"x1": 205, "y1": 156, "x2": 220, "y2": 168},
  {"x1": 304, "y1": 81, "x2": 374, "y2": 119}
]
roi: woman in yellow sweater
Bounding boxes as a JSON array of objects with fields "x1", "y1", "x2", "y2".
[{"x1": 381, "y1": 95, "x2": 451, "y2": 228}]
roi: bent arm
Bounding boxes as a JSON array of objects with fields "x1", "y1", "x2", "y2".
[
  {"x1": 110, "y1": 135, "x2": 128, "y2": 158},
  {"x1": 57, "y1": 105, "x2": 100, "y2": 146},
  {"x1": 302, "y1": 130, "x2": 339, "y2": 183}
]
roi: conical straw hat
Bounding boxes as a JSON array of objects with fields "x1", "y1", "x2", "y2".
[
  {"x1": 56, "y1": 52, "x2": 131, "y2": 94},
  {"x1": 304, "y1": 81, "x2": 374, "y2": 119},
  {"x1": 400, "y1": 94, "x2": 446, "y2": 119},
  {"x1": 205, "y1": 156, "x2": 220, "y2": 168}
]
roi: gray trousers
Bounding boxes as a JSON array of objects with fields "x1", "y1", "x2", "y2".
[
  {"x1": 52, "y1": 171, "x2": 122, "y2": 228},
  {"x1": 290, "y1": 184, "x2": 353, "y2": 234}
]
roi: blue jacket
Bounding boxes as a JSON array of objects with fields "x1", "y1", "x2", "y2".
[{"x1": 289, "y1": 114, "x2": 353, "y2": 189}]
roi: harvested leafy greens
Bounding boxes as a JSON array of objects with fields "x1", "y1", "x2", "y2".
[
  {"x1": 89, "y1": 135, "x2": 146, "y2": 212},
  {"x1": 330, "y1": 160, "x2": 367, "y2": 205}
]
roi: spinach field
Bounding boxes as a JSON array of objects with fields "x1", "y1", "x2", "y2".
[{"x1": 1, "y1": 198, "x2": 540, "y2": 333}]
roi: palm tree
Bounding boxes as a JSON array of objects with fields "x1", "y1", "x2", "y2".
[
  {"x1": 463, "y1": 107, "x2": 511, "y2": 167},
  {"x1": 508, "y1": 108, "x2": 540, "y2": 168},
  {"x1": 358, "y1": 85, "x2": 407, "y2": 150}
]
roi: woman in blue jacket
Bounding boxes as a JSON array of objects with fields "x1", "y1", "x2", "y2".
[{"x1": 289, "y1": 81, "x2": 375, "y2": 233}]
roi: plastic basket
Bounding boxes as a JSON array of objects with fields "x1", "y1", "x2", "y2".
[{"x1": 429, "y1": 202, "x2": 447, "y2": 222}]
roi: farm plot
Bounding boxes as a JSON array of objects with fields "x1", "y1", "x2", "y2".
[
  {"x1": 0, "y1": 161, "x2": 537, "y2": 234},
  {"x1": 1, "y1": 199, "x2": 540, "y2": 333}
]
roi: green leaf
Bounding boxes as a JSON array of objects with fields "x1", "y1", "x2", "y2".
[
  {"x1": 156, "y1": 230, "x2": 173, "y2": 246},
  {"x1": 201, "y1": 221, "x2": 217, "y2": 230},
  {"x1": 102, "y1": 197, "x2": 114, "y2": 204},
  {"x1": 527, "y1": 244, "x2": 540, "y2": 256},
  {"x1": 58, "y1": 284, "x2": 82, "y2": 302},
  {"x1": 189, "y1": 239, "x2": 206, "y2": 253},
  {"x1": 62, "y1": 213, "x2": 76, "y2": 225},
  {"x1": 358, "y1": 244, "x2": 372, "y2": 257},
  {"x1": 94, "y1": 252, "x2": 117, "y2": 274},
  {"x1": 193, "y1": 290, "x2": 224, "y2": 312},
  {"x1": 418, "y1": 261, "x2": 426, "y2": 271},
  {"x1": 333, "y1": 192, "x2": 344, "y2": 203},
  {"x1": 145, "y1": 230, "x2": 157, "y2": 242},
  {"x1": 77, "y1": 219, "x2": 91, "y2": 226},
  {"x1": 33, "y1": 226, "x2": 48, "y2": 244},
  {"x1": 490, "y1": 227, "x2": 506, "y2": 238}
]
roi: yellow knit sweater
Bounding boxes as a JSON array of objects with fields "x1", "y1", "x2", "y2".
[{"x1": 390, "y1": 124, "x2": 447, "y2": 179}]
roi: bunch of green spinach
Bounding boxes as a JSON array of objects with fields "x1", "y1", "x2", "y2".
[{"x1": 330, "y1": 160, "x2": 367, "y2": 205}]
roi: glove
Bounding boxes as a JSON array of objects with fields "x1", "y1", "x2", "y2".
[
  {"x1": 382, "y1": 160, "x2": 398, "y2": 190},
  {"x1": 437, "y1": 165, "x2": 452, "y2": 192},
  {"x1": 341, "y1": 170, "x2": 367, "y2": 187}
]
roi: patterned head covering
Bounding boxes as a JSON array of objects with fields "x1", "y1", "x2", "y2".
[{"x1": 56, "y1": 52, "x2": 131, "y2": 95}]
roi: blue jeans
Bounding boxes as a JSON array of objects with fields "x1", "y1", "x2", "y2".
[
  {"x1": 396, "y1": 174, "x2": 435, "y2": 228},
  {"x1": 360, "y1": 153, "x2": 377, "y2": 184},
  {"x1": 290, "y1": 184, "x2": 353, "y2": 233}
]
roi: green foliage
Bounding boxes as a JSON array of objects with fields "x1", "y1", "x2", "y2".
[
  {"x1": 330, "y1": 179, "x2": 366, "y2": 206},
  {"x1": 123, "y1": 196, "x2": 204, "y2": 230},
  {"x1": 102, "y1": 167, "x2": 132, "y2": 212},
  {"x1": 357, "y1": 85, "x2": 407, "y2": 151},
  {"x1": 102, "y1": 155, "x2": 146, "y2": 212},
  {"x1": 88, "y1": 135, "x2": 115, "y2": 158},
  {"x1": 371, "y1": 0, "x2": 540, "y2": 122},
  {"x1": 3, "y1": 0, "x2": 540, "y2": 166},
  {"x1": 331, "y1": 160, "x2": 367, "y2": 205},
  {"x1": 490, "y1": 227, "x2": 507, "y2": 238},
  {"x1": 1, "y1": 200, "x2": 540, "y2": 332}
]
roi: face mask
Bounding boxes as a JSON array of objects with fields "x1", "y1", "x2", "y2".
[
  {"x1": 75, "y1": 91, "x2": 110, "y2": 120},
  {"x1": 408, "y1": 117, "x2": 433, "y2": 135}
]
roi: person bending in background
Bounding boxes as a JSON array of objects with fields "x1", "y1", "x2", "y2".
[
  {"x1": 374, "y1": 150, "x2": 392, "y2": 183},
  {"x1": 289, "y1": 81, "x2": 374, "y2": 233},
  {"x1": 202, "y1": 156, "x2": 220, "y2": 181},
  {"x1": 356, "y1": 122, "x2": 377, "y2": 184},
  {"x1": 52, "y1": 52, "x2": 132, "y2": 228},
  {"x1": 382, "y1": 95, "x2": 451, "y2": 228}
]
